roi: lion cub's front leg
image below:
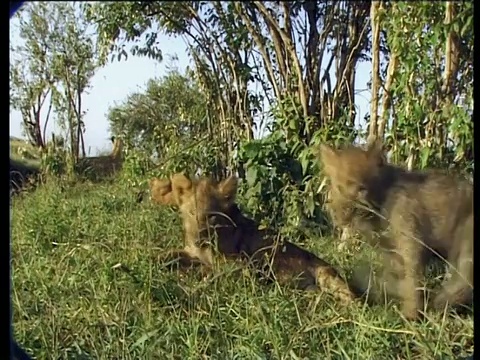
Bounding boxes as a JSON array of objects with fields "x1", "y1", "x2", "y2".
[
  {"x1": 389, "y1": 210, "x2": 424, "y2": 320},
  {"x1": 183, "y1": 244, "x2": 214, "y2": 267}
]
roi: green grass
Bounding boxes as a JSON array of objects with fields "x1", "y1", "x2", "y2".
[{"x1": 11, "y1": 180, "x2": 473, "y2": 359}]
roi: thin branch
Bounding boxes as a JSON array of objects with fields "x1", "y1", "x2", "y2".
[
  {"x1": 369, "y1": 1, "x2": 381, "y2": 138},
  {"x1": 378, "y1": 52, "x2": 398, "y2": 139},
  {"x1": 254, "y1": 1, "x2": 308, "y2": 116}
]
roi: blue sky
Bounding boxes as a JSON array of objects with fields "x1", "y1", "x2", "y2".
[{"x1": 9, "y1": 13, "x2": 372, "y2": 156}]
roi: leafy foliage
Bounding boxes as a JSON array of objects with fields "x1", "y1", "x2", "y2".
[
  {"x1": 84, "y1": 0, "x2": 473, "y2": 235},
  {"x1": 379, "y1": 2, "x2": 473, "y2": 173},
  {"x1": 108, "y1": 69, "x2": 207, "y2": 155},
  {"x1": 107, "y1": 69, "x2": 226, "y2": 185}
]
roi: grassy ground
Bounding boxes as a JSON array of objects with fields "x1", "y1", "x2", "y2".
[{"x1": 11, "y1": 179, "x2": 473, "y2": 359}]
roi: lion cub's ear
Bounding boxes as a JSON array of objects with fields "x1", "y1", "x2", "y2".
[
  {"x1": 318, "y1": 144, "x2": 339, "y2": 179},
  {"x1": 149, "y1": 178, "x2": 175, "y2": 206},
  {"x1": 171, "y1": 173, "x2": 193, "y2": 191},
  {"x1": 366, "y1": 136, "x2": 386, "y2": 166},
  {"x1": 217, "y1": 175, "x2": 238, "y2": 204},
  {"x1": 170, "y1": 173, "x2": 193, "y2": 205}
]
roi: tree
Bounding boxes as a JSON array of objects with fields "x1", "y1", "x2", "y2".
[
  {"x1": 10, "y1": 2, "x2": 101, "y2": 162},
  {"x1": 85, "y1": 1, "x2": 372, "y2": 173},
  {"x1": 107, "y1": 69, "x2": 220, "y2": 176},
  {"x1": 10, "y1": 2, "x2": 57, "y2": 149}
]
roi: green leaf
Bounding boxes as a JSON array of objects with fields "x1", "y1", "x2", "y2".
[
  {"x1": 420, "y1": 147, "x2": 431, "y2": 169},
  {"x1": 132, "y1": 330, "x2": 159, "y2": 349},
  {"x1": 299, "y1": 153, "x2": 311, "y2": 177},
  {"x1": 289, "y1": 118, "x2": 297, "y2": 130},
  {"x1": 305, "y1": 195, "x2": 315, "y2": 216},
  {"x1": 246, "y1": 166, "x2": 258, "y2": 187}
]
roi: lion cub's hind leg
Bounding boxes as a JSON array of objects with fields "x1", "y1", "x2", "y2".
[{"x1": 431, "y1": 214, "x2": 474, "y2": 313}]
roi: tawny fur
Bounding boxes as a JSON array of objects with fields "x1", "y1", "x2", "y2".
[
  {"x1": 149, "y1": 173, "x2": 356, "y2": 304},
  {"x1": 319, "y1": 138, "x2": 473, "y2": 319}
]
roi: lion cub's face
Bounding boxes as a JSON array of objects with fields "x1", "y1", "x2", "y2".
[
  {"x1": 171, "y1": 174, "x2": 238, "y2": 230},
  {"x1": 319, "y1": 139, "x2": 385, "y2": 202},
  {"x1": 149, "y1": 173, "x2": 238, "y2": 234}
]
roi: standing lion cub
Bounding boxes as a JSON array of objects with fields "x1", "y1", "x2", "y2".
[
  {"x1": 318, "y1": 138, "x2": 473, "y2": 319},
  {"x1": 149, "y1": 173, "x2": 357, "y2": 304}
]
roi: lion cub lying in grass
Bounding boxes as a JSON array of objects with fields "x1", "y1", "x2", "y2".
[
  {"x1": 319, "y1": 138, "x2": 473, "y2": 320},
  {"x1": 149, "y1": 173, "x2": 357, "y2": 304}
]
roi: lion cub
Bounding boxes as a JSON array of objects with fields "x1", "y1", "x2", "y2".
[
  {"x1": 149, "y1": 173, "x2": 356, "y2": 304},
  {"x1": 318, "y1": 138, "x2": 473, "y2": 319}
]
